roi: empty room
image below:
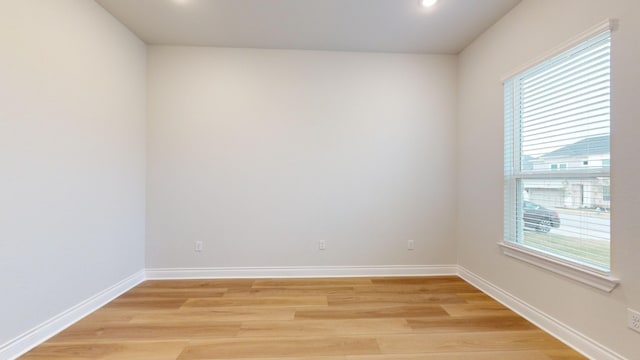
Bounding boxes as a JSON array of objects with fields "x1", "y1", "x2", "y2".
[{"x1": 1, "y1": 0, "x2": 639, "y2": 359}]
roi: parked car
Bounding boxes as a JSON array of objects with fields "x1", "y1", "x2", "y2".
[{"x1": 523, "y1": 201, "x2": 560, "y2": 233}]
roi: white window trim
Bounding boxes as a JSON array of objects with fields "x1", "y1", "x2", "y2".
[
  {"x1": 501, "y1": 19, "x2": 618, "y2": 292},
  {"x1": 498, "y1": 241, "x2": 619, "y2": 292}
]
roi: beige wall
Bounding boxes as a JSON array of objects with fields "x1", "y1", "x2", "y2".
[
  {"x1": 0, "y1": 0, "x2": 146, "y2": 346},
  {"x1": 4, "y1": 0, "x2": 639, "y2": 358},
  {"x1": 457, "y1": 0, "x2": 640, "y2": 358},
  {"x1": 146, "y1": 47, "x2": 458, "y2": 269}
]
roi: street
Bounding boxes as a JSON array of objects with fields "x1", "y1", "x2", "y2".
[{"x1": 551, "y1": 210, "x2": 610, "y2": 241}]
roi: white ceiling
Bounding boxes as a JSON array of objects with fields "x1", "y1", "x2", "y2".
[{"x1": 96, "y1": 0, "x2": 521, "y2": 54}]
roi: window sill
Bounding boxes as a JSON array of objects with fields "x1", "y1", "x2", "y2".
[{"x1": 498, "y1": 241, "x2": 619, "y2": 292}]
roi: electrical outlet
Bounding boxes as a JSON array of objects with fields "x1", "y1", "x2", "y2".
[
  {"x1": 318, "y1": 240, "x2": 326, "y2": 251},
  {"x1": 408, "y1": 240, "x2": 415, "y2": 250},
  {"x1": 194, "y1": 241, "x2": 203, "y2": 252},
  {"x1": 629, "y1": 308, "x2": 640, "y2": 333}
]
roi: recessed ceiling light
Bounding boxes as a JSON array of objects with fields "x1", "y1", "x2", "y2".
[{"x1": 421, "y1": 0, "x2": 438, "y2": 7}]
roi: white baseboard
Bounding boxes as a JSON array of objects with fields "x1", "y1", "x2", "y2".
[
  {"x1": 0, "y1": 270, "x2": 145, "y2": 360},
  {"x1": 145, "y1": 264, "x2": 457, "y2": 279},
  {"x1": 3, "y1": 265, "x2": 622, "y2": 360},
  {"x1": 457, "y1": 266, "x2": 625, "y2": 360}
]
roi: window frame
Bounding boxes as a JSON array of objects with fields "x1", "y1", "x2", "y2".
[{"x1": 499, "y1": 20, "x2": 618, "y2": 292}]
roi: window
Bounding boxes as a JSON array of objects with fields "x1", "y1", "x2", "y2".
[
  {"x1": 550, "y1": 163, "x2": 567, "y2": 170},
  {"x1": 603, "y1": 185, "x2": 611, "y2": 202},
  {"x1": 504, "y1": 29, "x2": 612, "y2": 275}
]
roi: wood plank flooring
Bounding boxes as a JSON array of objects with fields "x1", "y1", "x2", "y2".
[{"x1": 20, "y1": 276, "x2": 586, "y2": 359}]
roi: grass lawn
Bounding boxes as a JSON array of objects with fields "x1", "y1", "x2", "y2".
[{"x1": 523, "y1": 231, "x2": 610, "y2": 270}]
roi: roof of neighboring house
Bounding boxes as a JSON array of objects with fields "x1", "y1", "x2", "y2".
[
  {"x1": 522, "y1": 155, "x2": 535, "y2": 170},
  {"x1": 541, "y1": 135, "x2": 610, "y2": 158}
]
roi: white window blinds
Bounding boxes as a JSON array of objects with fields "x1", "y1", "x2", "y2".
[
  {"x1": 504, "y1": 29, "x2": 611, "y2": 272},
  {"x1": 519, "y1": 31, "x2": 611, "y2": 169}
]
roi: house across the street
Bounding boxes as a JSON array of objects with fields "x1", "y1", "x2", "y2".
[{"x1": 524, "y1": 135, "x2": 610, "y2": 210}]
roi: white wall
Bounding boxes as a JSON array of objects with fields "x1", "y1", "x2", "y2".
[
  {"x1": 147, "y1": 47, "x2": 458, "y2": 269},
  {"x1": 457, "y1": 0, "x2": 640, "y2": 358},
  {"x1": 0, "y1": 0, "x2": 146, "y2": 347},
  {"x1": 6, "y1": 0, "x2": 636, "y2": 357}
]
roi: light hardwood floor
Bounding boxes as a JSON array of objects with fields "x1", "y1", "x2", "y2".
[{"x1": 21, "y1": 276, "x2": 586, "y2": 359}]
